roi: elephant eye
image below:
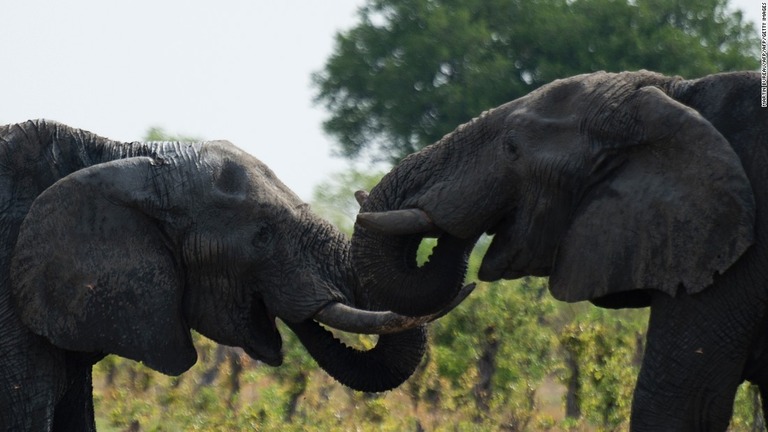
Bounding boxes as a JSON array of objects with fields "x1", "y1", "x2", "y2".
[
  {"x1": 504, "y1": 132, "x2": 520, "y2": 161},
  {"x1": 252, "y1": 223, "x2": 275, "y2": 249}
]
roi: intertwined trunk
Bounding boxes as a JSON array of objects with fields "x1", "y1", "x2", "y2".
[
  {"x1": 349, "y1": 119, "x2": 486, "y2": 317},
  {"x1": 350, "y1": 157, "x2": 475, "y2": 317},
  {"x1": 352, "y1": 227, "x2": 474, "y2": 316},
  {"x1": 286, "y1": 320, "x2": 427, "y2": 393},
  {"x1": 285, "y1": 215, "x2": 431, "y2": 393}
]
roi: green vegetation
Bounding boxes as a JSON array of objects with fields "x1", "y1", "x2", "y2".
[
  {"x1": 91, "y1": 281, "x2": 762, "y2": 431},
  {"x1": 144, "y1": 126, "x2": 202, "y2": 143}
]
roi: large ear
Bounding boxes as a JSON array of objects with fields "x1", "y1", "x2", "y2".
[
  {"x1": 550, "y1": 86, "x2": 755, "y2": 305},
  {"x1": 11, "y1": 157, "x2": 197, "y2": 375}
]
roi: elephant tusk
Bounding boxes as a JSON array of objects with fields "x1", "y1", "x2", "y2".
[
  {"x1": 314, "y1": 304, "x2": 431, "y2": 334},
  {"x1": 354, "y1": 190, "x2": 369, "y2": 207},
  {"x1": 313, "y1": 283, "x2": 476, "y2": 334},
  {"x1": 356, "y1": 208, "x2": 438, "y2": 236}
]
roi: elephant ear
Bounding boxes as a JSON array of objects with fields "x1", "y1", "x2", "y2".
[
  {"x1": 550, "y1": 86, "x2": 755, "y2": 306},
  {"x1": 11, "y1": 157, "x2": 197, "y2": 375}
]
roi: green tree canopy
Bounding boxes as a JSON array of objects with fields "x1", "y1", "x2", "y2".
[
  {"x1": 144, "y1": 126, "x2": 202, "y2": 142},
  {"x1": 314, "y1": 0, "x2": 758, "y2": 162}
]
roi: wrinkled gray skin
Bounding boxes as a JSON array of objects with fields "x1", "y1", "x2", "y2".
[
  {"x1": 353, "y1": 71, "x2": 768, "y2": 430},
  {"x1": 0, "y1": 120, "x2": 428, "y2": 431}
]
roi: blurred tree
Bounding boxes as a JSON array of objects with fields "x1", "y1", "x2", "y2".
[
  {"x1": 558, "y1": 307, "x2": 647, "y2": 430},
  {"x1": 425, "y1": 278, "x2": 560, "y2": 429},
  {"x1": 314, "y1": 0, "x2": 759, "y2": 162},
  {"x1": 144, "y1": 126, "x2": 201, "y2": 142},
  {"x1": 311, "y1": 169, "x2": 385, "y2": 234}
]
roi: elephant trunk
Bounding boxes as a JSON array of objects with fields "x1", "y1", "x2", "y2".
[
  {"x1": 285, "y1": 320, "x2": 426, "y2": 393},
  {"x1": 350, "y1": 150, "x2": 476, "y2": 317},
  {"x1": 351, "y1": 227, "x2": 474, "y2": 317},
  {"x1": 291, "y1": 223, "x2": 475, "y2": 391},
  {"x1": 281, "y1": 215, "x2": 436, "y2": 392}
]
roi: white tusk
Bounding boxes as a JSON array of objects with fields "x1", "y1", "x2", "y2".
[
  {"x1": 313, "y1": 303, "x2": 432, "y2": 334},
  {"x1": 313, "y1": 283, "x2": 477, "y2": 334},
  {"x1": 356, "y1": 208, "x2": 436, "y2": 235},
  {"x1": 354, "y1": 190, "x2": 369, "y2": 207}
]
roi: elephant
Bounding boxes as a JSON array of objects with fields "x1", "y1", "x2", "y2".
[
  {"x1": 0, "y1": 120, "x2": 471, "y2": 431},
  {"x1": 351, "y1": 70, "x2": 768, "y2": 430}
]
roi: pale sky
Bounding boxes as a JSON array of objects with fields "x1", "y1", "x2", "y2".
[
  {"x1": 0, "y1": 0, "x2": 762, "y2": 200},
  {"x1": 1, "y1": 0, "x2": 365, "y2": 200}
]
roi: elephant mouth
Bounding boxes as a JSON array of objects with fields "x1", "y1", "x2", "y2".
[
  {"x1": 479, "y1": 217, "x2": 517, "y2": 280},
  {"x1": 479, "y1": 215, "x2": 553, "y2": 281},
  {"x1": 243, "y1": 295, "x2": 284, "y2": 366}
]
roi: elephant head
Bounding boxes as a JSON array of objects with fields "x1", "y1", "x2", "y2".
[
  {"x1": 352, "y1": 71, "x2": 756, "y2": 314},
  {"x1": 5, "y1": 120, "x2": 467, "y2": 393}
]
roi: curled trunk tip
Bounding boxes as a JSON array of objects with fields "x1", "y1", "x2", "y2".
[
  {"x1": 351, "y1": 226, "x2": 475, "y2": 317},
  {"x1": 285, "y1": 320, "x2": 427, "y2": 393}
]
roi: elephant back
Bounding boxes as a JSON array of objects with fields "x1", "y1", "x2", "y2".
[
  {"x1": 0, "y1": 120, "x2": 161, "y2": 260},
  {"x1": 0, "y1": 121, "x2": 101, "y2": 269}
]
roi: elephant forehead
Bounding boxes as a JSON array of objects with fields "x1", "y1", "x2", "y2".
[
  {"x1": 201, "y1": 141, "x2": 273, "y2": 180},
  {"x1": 195, "y1": 141, "x2": 304, "y2": 209},
  {"x1": 533, "y1": 76, "x2": 591, "y2": 104}
]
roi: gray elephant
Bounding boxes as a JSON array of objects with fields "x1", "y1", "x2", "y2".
[
  {"x1": 352, "y1": 70, "x2": 768, "y2": 430},
  {"x1": 0, "y1": 120, "x2": 468, "y2": 431}
]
